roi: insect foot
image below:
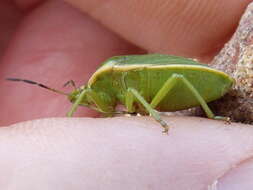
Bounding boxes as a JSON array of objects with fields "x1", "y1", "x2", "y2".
[
  {"x1": 160, "y1": 120, "x2": 169, "y2": 134},
  {"x1": 214, "y1": 116, "x2": 231, "y2": 124}
]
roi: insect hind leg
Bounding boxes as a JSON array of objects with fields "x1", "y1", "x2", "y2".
[
  {"x1": 158, "y1": 74, "x2": 228, "y2": 121},
  {"x1": 179, "y1": 76, "x2": 231, "y2": 122},
  {"x1": 149, "y1": 73, "x2": 229, "y2": 123}
]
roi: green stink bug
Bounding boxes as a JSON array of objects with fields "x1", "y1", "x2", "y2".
[{"x1": 7, "y1": 54, "x2": 234, "y2": 133}]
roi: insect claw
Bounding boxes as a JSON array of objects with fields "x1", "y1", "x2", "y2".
[
  {"x1": 225, "y1": 117, "x2": 231, "y2": 124},
  {"x1": 160, "y1": 121, "x2": 169, "y2": 134},
  {"x1": 162, "y1": 127, "x2": 169, "y2": 134}
]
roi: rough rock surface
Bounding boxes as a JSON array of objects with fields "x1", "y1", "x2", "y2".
[
  {"x1": 210, "y1": 3, "x2": 253, "y2": 124},
  {"x1": 173, "y1": 3, "x2": 253, "y2": 124}
]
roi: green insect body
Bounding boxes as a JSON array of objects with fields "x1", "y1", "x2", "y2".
[
  {"x1": 67, "y1": 54, "x2": 234, "y2": 133},
  {"x1": 8, "y1": 54, "x2": 234, "y2": 133}
]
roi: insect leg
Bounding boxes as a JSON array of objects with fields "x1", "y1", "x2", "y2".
[
  {"x1": 179, "y1": 75, "x2": 215, "y2": 118},
  {"x1": 127, "y1": 88, "x2": 169, "y2": 133},
  {"x1": 150, "y1": 74, "x2": 229, "y2": 121},
  {"x1": 125, "y1": 90, "x2": 135, "y2": 113},
  {"x1": 85, "y1": 89, "x2": 114, "y2": 114},
  {"x1": 150, "y1": 74, "x2": 216, "y2": 118},
  {"x1": 177, "y1": 75, "x2": 229, "y2": 121},
  {"x1": 67, "y1": 88, "x2": 88, "y2": 117},
  {"x1": 67, "y1": 89, "x2": 114, "y2": 117},
  {"x1": 150, "y1": 74, "x2": 179, "y2": 108}
]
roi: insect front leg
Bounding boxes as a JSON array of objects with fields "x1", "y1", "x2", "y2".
[
  {"x1": 67, "y1": 88, "x2": 88, "y2": 117},
  {"x1": 67, "y1": 88, "x2": 113, "y2": 117},
  {"x1": 126, "y1": 88, "x2": 169, "y2": 133}
]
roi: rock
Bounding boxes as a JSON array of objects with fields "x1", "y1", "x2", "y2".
[{"x1": 210, "y1": 3, "x2": 253, "y2": 124}]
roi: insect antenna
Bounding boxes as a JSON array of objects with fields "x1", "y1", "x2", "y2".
[{"x1": 6, "y1": 78, "x2": 69, "y2": 96}]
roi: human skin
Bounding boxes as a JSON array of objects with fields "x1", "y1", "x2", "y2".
[{"x1": 1, "y1": 0, "x2": 253, "y2": 189}]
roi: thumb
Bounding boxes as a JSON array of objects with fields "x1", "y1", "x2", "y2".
[{"x1": 0, "y1": 117, "x2": 253, "y2": 189}]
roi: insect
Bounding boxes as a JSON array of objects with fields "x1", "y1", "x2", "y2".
[{"x1": 7, "y1": 54, "x2": 234, "y2": 133}]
